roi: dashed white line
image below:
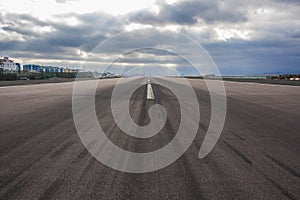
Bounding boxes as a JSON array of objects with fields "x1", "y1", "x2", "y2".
[{"x1": 147, "y1": 83, "x2": 155, "y2": 100}]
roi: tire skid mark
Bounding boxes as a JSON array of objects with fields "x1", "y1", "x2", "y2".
[
  {"x1": 222, "y1": 140, "x2": 252, "y2": 165},
  {"x1": 256, "y1": 168, "x2": 297, "y2": 200},
  {"x1": 156, "y1": 84, "x2": 206, "y2": 199},
  {"x1": 0, "y1": 133, "x2": 73, "y2": 190},
  {"x1": 38, "y1": 143, "x2": 93, "y2": 200},
  {"x1": 179, "y1": 156, "x2": 208, "y2": 200},
  {"x1": 136, "y1": 85, "x2": 149, "y2": 126},
  {"x1": 50, "y1": 141, "x2": 74, "y2": 158},
  {"x1": 265, "y1": 154, "x2": 300, "y2": 178},
  {"x1": 79, "y1": 158, "x2": 97, "y2": 181},
  {"x1": 38, "y1": 177, "x2": 65, "y2": 200},
  {"x1": 199, "y1": 122, "x2": 208, "y2": 132},
  {"x1": 231, "y1": 131, "x2": 245, "y2": 141},
  {"x1": 267, "y1": 178, "x2": 297, "y2": 200},
  {"x1": 77, "y1": 139, "x2": 97, "y2": 160},
  {"x1": 0, "y1": 178, "x2": 28, "y2": 200}
]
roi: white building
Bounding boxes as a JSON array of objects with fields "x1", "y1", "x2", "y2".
[{"x1": 0, "y1": 57, "x2": 17, "y2": 71}]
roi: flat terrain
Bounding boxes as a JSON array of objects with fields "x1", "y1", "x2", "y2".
[
  {"x1": 222, "y1": 78, "x2": 300, "y2": 86},
  {"x1": 2, "y1": 78, "x2": 300, "y2": 87},
  {"x1": 0, "y1": 78, "x2": 299, "y2": 199},
  {"x1": 0, "y1": 78, "x2": 76, "y2": 87}
]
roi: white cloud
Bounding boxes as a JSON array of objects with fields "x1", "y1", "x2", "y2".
[
  {"x1": 0, "y1": 0, "x2": 300, "y2": 74},
  {"x1": 125, "y1": 23, "x2": 153, "y2": 31},
  {"x1": 0, "y1": 0, "x2": 157, "y2": 18}
]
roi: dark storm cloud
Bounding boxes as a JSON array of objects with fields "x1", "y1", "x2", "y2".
[
  {"x1": 0, "y1": 0, "x2": 300, "y2": 74},
  {"x1": 1, "y1": 13, "x2": 48, "y2": 27},
  {"x1": 0, "y1": 11, "x2": 124, "y2": 54},
  {"x1": 127, "y1": 0, "x2": 248, "y2": 25},
  {"x1": 290, "y1": 31, "x2": 300, "y2": 39},
  {"x1": 2, "y1": 26, "x2": 38, "y2": 37},
  {"x1": 204, "y1": 38, "x2": 300, "y2": 74},
  {"x1": 111, "y1": 52, "x2": 186, "y2": 65},
  {"x1": 134, "y1": 48, "x2": 178, "y2": 56}
]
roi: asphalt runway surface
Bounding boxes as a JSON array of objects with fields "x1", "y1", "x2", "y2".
[
  {"x1": 222, "y1": 78, "x2": 300, "y2": 86},
  {"x1": 0, "y1": 78, "x2": 76, "y2": 87},
  {"x1": 0, "y1": 78, "x2": 299, "y2": 199}
]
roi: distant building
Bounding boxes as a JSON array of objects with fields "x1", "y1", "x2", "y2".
[
  {"x1": 0, "y1": 57, "x2": 17, "y2": 71},
  {"x1": 44, "y1": 66, "x2": 55, "y2": 73},
  {"x1": 71, "y1": 69, "x2": 80, "y2": 73},
  {"x1": 64, "y1": 68, "x2": 79, "y2": 73},
  {"x1": 64, "y1": 68, "x2": 71, "y2": 73},
  {"x1": 23, "y1": 64, "x2": 43, "y2": 72},
  {"x1": 23, "y1": 64, "x2": 64, "y2": 73},
  {"x1": 44, "y1": 66, "x2": 64, "y2": 73},
  {"x1": 16, "y1": 63, "x2": 22, "y2": 72}
]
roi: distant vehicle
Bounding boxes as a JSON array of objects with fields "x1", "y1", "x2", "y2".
[
  {"x1": 290, "y1": 77, "x2": 300, "y2": 81},
  {"x1": 20, "y1": 76, "x2": 28, "y2": 80}
]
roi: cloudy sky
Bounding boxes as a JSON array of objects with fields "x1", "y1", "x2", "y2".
[{"x1": 0, "y1": 0, "x2": 300, "y2": 75}]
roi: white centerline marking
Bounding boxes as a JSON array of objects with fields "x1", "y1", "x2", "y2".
[{"x1": 147, "y1": 83, "x2": 155, "y2": 100}]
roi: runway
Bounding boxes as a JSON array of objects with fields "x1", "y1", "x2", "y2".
[{"x1": 0, "y1": 77, "x2": 299, "y2": 199}]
